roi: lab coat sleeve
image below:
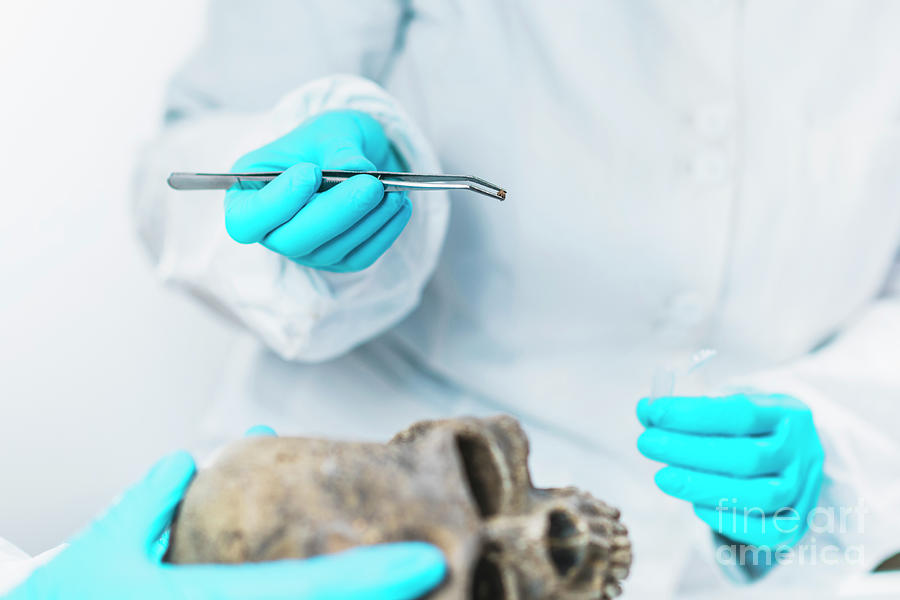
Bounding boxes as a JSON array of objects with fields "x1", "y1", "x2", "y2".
[
  {"x1": 0, "y1": 538, "x2": 63, "y2": 594},
  {"x1": 723, "y1": 260, "x2": 900, "y2": 574},
  {"x1": 133, "y1": 74, "x2": 450, "y2": 362}
]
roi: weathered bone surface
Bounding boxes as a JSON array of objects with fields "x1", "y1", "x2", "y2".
[{"x1": 167, "y1": 416, "x2": 632, "y2": 599}]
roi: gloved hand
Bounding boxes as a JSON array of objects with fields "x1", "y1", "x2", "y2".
[
  {"x1": 224, "y1": 110, "x2": 412, "y2": 272},
  {"x1": 7, "y1": 447, "x2": 446, "y2": 599},
  {"x1": 637, "y1": 393, "x2": 825, "y2": 548}
]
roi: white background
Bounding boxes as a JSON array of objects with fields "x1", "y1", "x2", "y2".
[{"x1": 0, "y1": 0, "x2": 231, "y2": 554}]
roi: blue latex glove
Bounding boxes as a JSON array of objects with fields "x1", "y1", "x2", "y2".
[
  {"x1": 637, "y1": 393, "x2": 825, "y2": 548},
  {"x1": 224, "y1": 110, "x2": 412, "y2": 272},
  {"x1": 7, "y1": 449, "x2": 446, "y2": 599}
]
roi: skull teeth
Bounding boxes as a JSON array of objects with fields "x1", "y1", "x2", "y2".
[
  {"x1": 603, "y1": 581, "x2": 623, "y2": 599},
  {"x1": 542, "y1": 490, "x2": 632, "y2": 599}
]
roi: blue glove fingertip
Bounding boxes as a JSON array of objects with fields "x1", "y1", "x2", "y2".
[
  {"x1": 635, "y1": 430, "x2": 657, "y2": 458},
  {"x1": 149, "y1": 450, "x2": 196, "y2": 487},
  {"x1": 654, "y1": 467, "x2": 680, "y2": 492},
  {"x1": 384, "y1": 190, "x2": 410, "y2": 214},
  {"x1": 224, "y1": 162, "x2": 321, "y2": 245},
  {"x1": 380, "y1": 542, "x2": 447, "y2": 588},
  {"x1": 99, "y1": 451, "x2": 196, "y2": 548},
  {"x1": 244, "y1": 425, "x2": 277, "y2": 437},
  {"x1": 353, "y1": 172, "x2": 387, "y2": 200},
  {"x1": 636, "y1": 397, "x2": 653, "y2": 427},
  {"x1": 637, "y1": 396, "x2": 675, "y2": 427}
]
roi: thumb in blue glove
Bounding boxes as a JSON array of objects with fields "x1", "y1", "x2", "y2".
[
  {"x1": 8, "y1": 449, "x2": 446, "y2": 599},
  {"x1": 224, "y1": 110, "x2": 412, "y2": 272},
  {"x1": 637, "y1": 393, "x2": 825, "y2": 548}
]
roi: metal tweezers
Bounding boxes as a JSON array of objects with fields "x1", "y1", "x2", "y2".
[{"x1": 167, "y1": 170, "x2": 506, "y2": 201}]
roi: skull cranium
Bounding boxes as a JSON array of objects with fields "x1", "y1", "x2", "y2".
[{"x1": 167, "y1": 416, "x2": 632, "y2": 599}]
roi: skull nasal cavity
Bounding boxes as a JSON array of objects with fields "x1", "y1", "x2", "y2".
[
  {"x1": 547, "y1": 510, "x2": 583, "y2": 577},
  {"x1": 472, "y1": 550, "x2": 506, "y2": 600},
  {"x1": 455, "y1": 434, "x2": 503, "y2": 518}
]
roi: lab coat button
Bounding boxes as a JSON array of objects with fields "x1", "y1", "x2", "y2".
[
  {"x1": 691, "y1": 153, "x2": 729, "y2": 184},
  {"x1": 695, "y1": 105, "x2": 732, "y2": 138}
]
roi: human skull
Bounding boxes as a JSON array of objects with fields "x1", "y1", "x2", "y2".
[{"x1": 167, "y1": 416, "x2": 632, "y2": 599}]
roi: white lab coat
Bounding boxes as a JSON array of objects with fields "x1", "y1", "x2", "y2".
[{"x1": 5, "y1": 1, "x2": 900, "y2": 598}]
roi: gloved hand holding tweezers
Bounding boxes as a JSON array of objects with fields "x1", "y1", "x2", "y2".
[{"x1": 167, "y1": 110, "x2": 504, "y2": 273}]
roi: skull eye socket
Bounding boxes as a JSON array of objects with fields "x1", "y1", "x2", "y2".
[
  {"x1": 547, "y1": 509, "x2": 584, "y2": 577},
  {"x1": 455, "y1": 433, "x2": 503, "y2": 518},
  {"x1": 471, "y1": 543, "x2": 506, "y2": 600}
]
